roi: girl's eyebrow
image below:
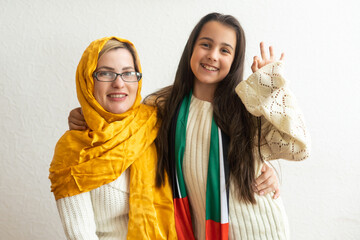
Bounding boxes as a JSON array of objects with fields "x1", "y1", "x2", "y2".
[
  {"x1": 198, "y1": 37, "x2": 234, "y2": 50},
  {"x1": 97, "y1": 66, "x2": 135, "y2": 71}
]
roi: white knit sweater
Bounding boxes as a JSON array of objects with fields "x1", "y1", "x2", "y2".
[
  {"x1": 56, "y1": 169, "x2": 130, "y2": 240},
  {"x1": 183, "y1": 62, "x2": 309, "y2": 240},
  {"x1": 56, "y1": 62, "x2": 308, "y2": 240}
]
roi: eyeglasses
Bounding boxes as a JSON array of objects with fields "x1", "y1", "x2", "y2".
[{"x1": 93, "y1": 71, "x2": 142, "y2": 82}]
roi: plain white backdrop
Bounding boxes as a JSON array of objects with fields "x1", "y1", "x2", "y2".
[{"x1": 1, "y1": 0, "x2": 359, "y2": 239}]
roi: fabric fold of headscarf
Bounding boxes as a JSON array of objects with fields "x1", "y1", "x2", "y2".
[
  {"x1": 49, "y1": 36, "x2": 177, "y2": 239},
  {"x1": 170, "y1": 91, "x2": 230, "y2": 240}
]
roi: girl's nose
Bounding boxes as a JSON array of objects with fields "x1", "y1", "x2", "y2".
[{"x1": 207, "y1": 49, "x2": 218, "y2": 61}]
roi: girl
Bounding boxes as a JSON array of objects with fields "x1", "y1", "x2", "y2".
[
  {"x1": 49, "y1": 37, "x2": 177, "y2": 239},
  {"x1": 151, "y1": 13, "x2": 310, "y2": 240}
]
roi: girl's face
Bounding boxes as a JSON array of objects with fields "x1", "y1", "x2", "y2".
[
  {"x1": 190, "y1": 21, "x2": 236, "y2": 89},
  {"x1": 93, "y1": 48, "x2": 138, "y2": 114}
]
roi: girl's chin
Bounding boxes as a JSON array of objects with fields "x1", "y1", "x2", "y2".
[{"x1": 194, "y1": 78, "x2": 221, "y2": 86}]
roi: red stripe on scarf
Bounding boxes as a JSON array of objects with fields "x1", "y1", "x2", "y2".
[
  {"x1": 174, "y1": 197, "x2": 195, "y2": 240},
  {"x1": 205, "y1": 219, "x2": 229, "y2": 240}
]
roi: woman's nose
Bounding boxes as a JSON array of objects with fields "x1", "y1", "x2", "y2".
[{"x1": 111, "y1": 75, "x2": 126, "y2": 88}]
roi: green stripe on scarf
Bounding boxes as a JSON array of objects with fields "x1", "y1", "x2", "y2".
[
  {"x1": 206, "y1": 117, "x2": 221, "y2": 222},
  {"x1": 175, "y1": 90, "x2": 192, "y2": 197}
]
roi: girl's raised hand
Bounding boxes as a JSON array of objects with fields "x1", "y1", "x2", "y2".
[{"x1": 251, "y1": 42, "x2": 284, "y2": 73}]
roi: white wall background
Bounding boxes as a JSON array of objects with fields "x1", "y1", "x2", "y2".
[{"x1": 1, "y1": 0, "x2": 359, "y2": 239}]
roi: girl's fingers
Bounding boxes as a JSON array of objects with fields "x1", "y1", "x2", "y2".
[
  {"x1": 251, "y1": 61, "x2": 257, "y2": 73},
  {"x1": 255, "y1": 174, "x2": 267, "y2": 187},
  {"x1": 68, "y1": 116, "x2": 86, "y2": 126},
  {"x1": 257, "y1": 42, "x2": 285, "y2": 68},
  {"x1": 257, "y1": 176, "x2": 279, "y2": 196},
  {"x1": 269, "y1": 46, "x2": 274, "y2": 60},
  {"x1": 69, "y1": 122, "x2": 87, "y2": 131},
  {"x1": 68, "y1": 107, "x2": 87, "y2": 130},
  {"x1": 260, "y1": 42, "x2": 267, "y2": 60},
  {"x1": 280, "y1": 52, "x2": 285, "y2": 61},
  {"x1": 256, "y1": 178, "x2": 271, "y2": 192},
  {"x1": 273, "y1": 188, "x2": 280, "y2": 199},
  {"x1": 251, "y1": 56, "x2": 259, "y2": 72},
  {"x1": 255, "y1": 56, "x2": 261, "y2": 68},
  {"x1": 255, "y1": 164, "x2": 271, "y2": 186}
]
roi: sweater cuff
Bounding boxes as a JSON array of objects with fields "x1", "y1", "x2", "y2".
[{"x1": 235, "y1": 61, "x2": 285, "y2": 117}]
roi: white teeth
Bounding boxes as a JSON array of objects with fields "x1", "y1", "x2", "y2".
[
  {"x1": 201, "y1": 64, "x2": 218, "y2": 71},
  {"x1": 109, "y1": 94, "x2": 126, "y2": 98}
]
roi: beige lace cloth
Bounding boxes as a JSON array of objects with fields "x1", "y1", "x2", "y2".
[{"x1": 236, "y1": 61, "x2": 310, "y2": 164}]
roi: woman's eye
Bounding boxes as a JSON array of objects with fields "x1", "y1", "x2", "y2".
[
  {"x1": 123, "y1": 72, "x2": 134, "y2": 76},
  {"x1": 99, "y1": 71, "x2": 112, "y2": 76}
]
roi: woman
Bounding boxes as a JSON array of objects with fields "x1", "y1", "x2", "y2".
[{"x1": 49, "y1": 37, "x2": 177, "y2": 239}]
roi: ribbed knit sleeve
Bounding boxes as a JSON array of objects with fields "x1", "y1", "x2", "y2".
[
  {"x1": 235, "y1": 61, "x2": 310, "y2": 162},
  {"x1": 56, "y1": 169, "x2": 130, "y2": 240},
  {"x1": 56, "y1": 192, "x2": 99, "y2": 240}
]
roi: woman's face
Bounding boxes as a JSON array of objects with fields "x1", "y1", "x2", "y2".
[
  {"x1": 93, "y1": 48, "x2": 138, "y2": 114},
  {"x1": 190, "y1": 21, "x2": 236, "y2": 88}
]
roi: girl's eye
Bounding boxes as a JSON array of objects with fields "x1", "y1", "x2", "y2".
[
  {"x1": 200, "y1": 43, "x2": 210, "y2": 48},
  {"x1": 221, "y1": 48, "x2": 231, "y2": 54}
]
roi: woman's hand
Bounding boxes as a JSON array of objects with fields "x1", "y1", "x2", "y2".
[
  {"x1": 254, "y1": 163, "x2": 280, "y2": 199},
  {"x1": 68, "y1": 107, "x2": 87, "y2": 130},
  {"x1": 251, "y1": 42, "x2": 284, "y2": 73}
]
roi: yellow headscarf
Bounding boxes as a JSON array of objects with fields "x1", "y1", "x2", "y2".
[{"x1": 49, "y1": 37, "x2": 177, "y2": 239}]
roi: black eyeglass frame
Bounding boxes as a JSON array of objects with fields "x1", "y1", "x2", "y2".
[{"x1": 93, "y1": 71, "x2": 142, "y2": 82}]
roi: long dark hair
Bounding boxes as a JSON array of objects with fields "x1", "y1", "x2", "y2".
[{"x1": 147, "y1": 12, "x2": 259, "y2": 204}]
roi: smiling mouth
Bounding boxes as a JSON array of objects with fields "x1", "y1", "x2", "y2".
[
  {"x1": 201, "y1": 63, "x2": 219, "y2": 71},
  {"x1": 108, "y1": 94, "x2": 127, "y2": 98}
]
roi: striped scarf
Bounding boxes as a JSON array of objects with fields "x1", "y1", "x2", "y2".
[{"x1": 169, "y1": 91, "x2": 230, "y2": 240}]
